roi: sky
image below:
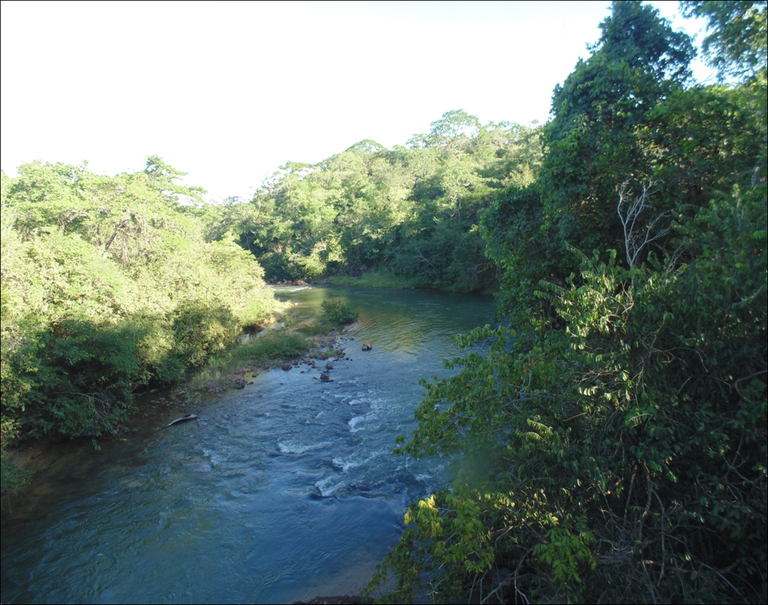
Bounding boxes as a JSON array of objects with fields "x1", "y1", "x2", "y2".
[{"x1": 1, "y1": 1, "x2": 712, "y2": 201}]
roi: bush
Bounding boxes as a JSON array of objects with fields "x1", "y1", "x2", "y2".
[
  {"x1": 240, "y1": 332, "x2": 309, "y2": 363},
  {"x1": 0, "y1": 451, "x2": 32, "y2": 503},
  {"x1": 321, "y1": 299, "x2": 358, "y2": 324},
  {"x1": 296, "y1": 320, "x2": 330, "y2": 335},
  {"x1": 171, "y1": 301, "x2": 240, "y2": 368}
]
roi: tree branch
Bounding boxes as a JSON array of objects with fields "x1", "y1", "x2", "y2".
[{"x1": 617, "y1": 181, "x2": 672, "y2": 267}]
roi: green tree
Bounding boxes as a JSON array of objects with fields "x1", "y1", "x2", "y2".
[
  {"x1": 368, "y1": 2, "x2": 767, "y2": 603},
  {"x1": 542, "y1": 1, "x2": 694, "y2": 266},
  {"x1": 217, "y1": 116, "x2": 541, "y2": 291},
  {"x1": 1, "y1": 158, "x2": 275, "y2": 445},
  {"x1": 144, "y1": 154, "x2": 207, "y2": 203},
  {"x1": 682, "y1": 1, "x2": 767, "y2": 80}
]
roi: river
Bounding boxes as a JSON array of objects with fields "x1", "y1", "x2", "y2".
[{"x1": 0, "y1": 285, "x2": 495, "y2": 604}]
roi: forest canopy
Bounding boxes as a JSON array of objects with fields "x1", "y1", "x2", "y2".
[{"x1": 207, "y1": 112, "x2": 543, "y2": 291}]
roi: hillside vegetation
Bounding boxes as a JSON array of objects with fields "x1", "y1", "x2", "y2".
[
  {"x1": 1, "y1": 2, "x2": 765, "y2": 602},
  {"x1": 208, "y1": 114, "x2": 542, "y2": 291}
]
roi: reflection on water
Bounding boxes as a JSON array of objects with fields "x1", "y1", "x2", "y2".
[{"x1": 1, "y1": 285, "x2": 494, "y2": 604}]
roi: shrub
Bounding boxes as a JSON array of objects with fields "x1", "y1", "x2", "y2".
[{"x1": 321, "y1": 299, "x2": 358, "y2": 324}]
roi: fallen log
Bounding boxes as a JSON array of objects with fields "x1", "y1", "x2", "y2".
[{"x1": 164, "y1": 414, "x2": 198, "y2": 428}]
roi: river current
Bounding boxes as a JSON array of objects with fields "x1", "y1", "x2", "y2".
[{"x1": 1, "y1": 285, "x2": 494, "y2": 604}]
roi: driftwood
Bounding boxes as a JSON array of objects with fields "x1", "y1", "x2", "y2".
[{"x1": 164, "y1": 414, "x2": 198, "y2": 428}]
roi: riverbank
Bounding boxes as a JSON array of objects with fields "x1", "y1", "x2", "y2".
[
  {"x1": 270, "y1": 269, "x2": 498, "y2": 295},
  {"x1": 268, "y1": 272, "x2": 422, "y2": 290},
  {"x1": 1, "y1": 284, "x2": 497, "y2": 603},
  {"x1": 0, "y1": 303, "x2": 349, "y2": 507}
]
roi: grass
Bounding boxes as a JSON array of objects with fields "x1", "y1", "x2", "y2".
[
  {"x1": 310, "y1": 348, "x2": 339, "y2": 360},
  {"x1": 326, "y1": 271, "x2": 426, "y2": 289},
  {"x1": 188, "y1": 332, "x2": 311, "y2": 390},
  {"x1": 296, "y1": 319, "x2": 332, "y2": 335}
]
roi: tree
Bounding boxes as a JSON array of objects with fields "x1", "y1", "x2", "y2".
[
  {"x1": 211, "y1": 113, "x2": 540, "y2": 291},
  {"x1": 408, "y1": 109, "x2": 481, "y2": 152},
  {"x1": 1, "y1": 160, "x2": 276, "y2": 445},
  {"x1": 542, "y1": 1, "x2": 694, "y2": 266},
  {"x1": 367, "y1": 2, "x2": 767, "y2": 603},
  {"x1": 144, "y1": 155, "x2": 207, "y2": 204},
  {"x1": 681, "y1": 1, "x2": 767, "y2": 81}
]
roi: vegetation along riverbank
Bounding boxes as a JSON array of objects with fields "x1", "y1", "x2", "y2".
[
  {"x1": 1, "y1": 2, "x2": 766, "y2": 603},
  {"x1": 0, "y1": 291, "x2": 357, "y2": 503}
]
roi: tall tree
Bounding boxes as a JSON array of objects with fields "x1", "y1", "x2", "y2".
[
  {"x1": 367, "y1": 3, "x2": 767, "y2": 603},
  {"x1": 542, "y1": 1, "x2": 694, "y2": 264}
]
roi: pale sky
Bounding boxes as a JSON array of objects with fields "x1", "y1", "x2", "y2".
[{"x1": 1, "y1": 1, "x2": 711, "y2": 201}]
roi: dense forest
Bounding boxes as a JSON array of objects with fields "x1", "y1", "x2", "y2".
[
  {"x1": 1, "y1": 0, "x2": 765, "y2": 603},
  {"x1": 364, "y1": 2, "x2": 767, "y2": 603},
  {"x1": 1, "y1": 157, "x2": 277, "y2": 448},
  {"x1": 208, "y1": 113, "x2": 542, "y2": 291},
  {"x1": 0, "y1": 118, "x2": 541, "y2": 452}
]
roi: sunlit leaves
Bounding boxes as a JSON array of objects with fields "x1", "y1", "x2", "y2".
[
  {"x1": 213, "y1": 115, "x2": 543, "y2": 290},
  {"x1": 1, "y1": 159, "x2": 276, "y2": 444}
]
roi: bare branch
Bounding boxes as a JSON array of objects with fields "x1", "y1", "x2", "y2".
[{"x1": 617, "y1": 181, "x2": 672, "y2": 267}]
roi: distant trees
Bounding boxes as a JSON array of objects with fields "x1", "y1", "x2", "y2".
[{"x1": 209, "y1": 114, "x2": 543, "y2": 291}]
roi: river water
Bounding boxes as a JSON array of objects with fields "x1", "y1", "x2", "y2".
[{"x1": 1, "y1": 285, "x2": 494, "y2": 604}]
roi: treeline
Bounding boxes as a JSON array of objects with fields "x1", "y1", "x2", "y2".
[
  {"x1": 209, "y1": 113, "x2": 542, "y2": 291},
  {"x1": 1, "y1": 158, "x2": 276, "y2": 445},
  {"x1": 0, "y1": 101, "x2": 543, "y2": 454},
  {"x1": 367, "y1": 2, "x2": 767, "y2": 604}
]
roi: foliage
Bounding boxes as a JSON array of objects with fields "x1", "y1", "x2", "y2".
[
  {"x1": 1, "y1": 451, "x2": 33, "y2": 496},
  {"x1": 188, "y1": 332, "x2": 310, "y2": 390},
  {"x1": 309, "y1": 348, "x2": 338, "y2": 361},
  {"x1": 481, "y1": 183, "x2": 556, "y2": 320},
  {"x1": 321, "y1": 299, "x2": 359, "y2": 325},
  {"x1": 209, "y1": 116, "x2": 543, "y2": 292},
  {"x1": 368, "y1": 2, "x2": 767, "y2": 603},
  {"x1": 371, "y1": 237, "x2": 766, "y2": 603},
  {"x1": 1, "y1": 158, "x2": 276, "y2": 445},
  {"x1": 295, "y1": 319, "x2": 332, "y2": 336},
  {"x1": 682, "y1": 1, "x2": 767, "y2": 80},
  {"x1": 238, "y1": 332, "x2": 309, "y2": 364},
  {"x1": 540, "y1": 0, "x2": 694, "y2": 273}
]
